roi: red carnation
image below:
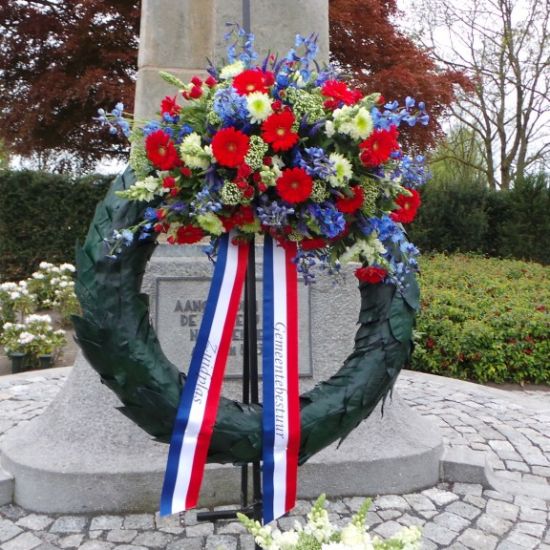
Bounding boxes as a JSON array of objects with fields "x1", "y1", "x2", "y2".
[
  {"x1": 162, "y1": 176, "x2": 177, "y2": 189},
  {"x1": 211, "y1": 127, "x2": 250, "y2": 168},
  {"x1": 359, "y1": 126, "x2": 400, "y2": 167},
  {"x1": 145, "y1": 130, "x2": 180, "y2": 170},
  {"x1": 336, "y1": 186, "x2": 364, "y2": 214},
  {"x1": 321, "y1": 80, "x2": 362, "y2": 108},
  {"x1": 300, "y1": 237, "x2": 328, "y2": 250},
  {"x1": 175, "y1": 224, "x2": 204, "y2": 244},
  {"x1": 262, "y1": 110, "x2": 299, "y2": 152},
  {"x1": 160, "y1": 95, "x2": 181, "y2": 117},
  {"x1": 390, "y1": 188, "x2": 421, "y2": 224},
  {"x1": 276, "y1": 167, "x2": 313, "y2": 203},
  {"x1": 355, "y1": 266, "x2": 388, "y2": 284},
  {"x1": 233, "y1": 69, "x2": 274, "y2": 95}
]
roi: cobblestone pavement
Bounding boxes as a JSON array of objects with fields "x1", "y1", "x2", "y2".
[{"x1": 0, "y1": 368, "x2": 549, "y2": 549}]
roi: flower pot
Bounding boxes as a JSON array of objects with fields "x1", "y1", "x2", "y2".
[
  {"x1": 37, "y1": 354, "x2": 54, "y2": 369},
  {"x1": 9, "y1": 352, "x2": 29, "y2": 374}
]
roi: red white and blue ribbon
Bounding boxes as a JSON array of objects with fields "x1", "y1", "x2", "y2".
[
  {"x1": 261, "y1": 236, "x2": 301, "y2": 524},
  {"x1": 160, "y1": 233, "x2": 249, "y2": 516}
]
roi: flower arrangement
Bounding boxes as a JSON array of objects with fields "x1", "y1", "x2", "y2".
[
  {"x1": 26, "y1": 261, "x2": 78, "y2": 313},
  {"x1": 237, "y1": 494, "x2": 422, "y2": 550},
  {"x1": 101, "y1": 26, "x2": 428, "y2": 285},
  {"x1": 1, "y1": 314, "x2": 66, "y2": 362}
]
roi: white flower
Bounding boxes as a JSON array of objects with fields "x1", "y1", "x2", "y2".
[
  {"x1": 9, "y1": 292, "x2": 21, "y2": 300},
  {"x1": 325, "y1": 120, "x2": 335, "y2": 138},
  {"x1": 39, "y1": 261, "x2": 53, "y2": 269},
  {"x1": 246, "y1": 92, "x2": 273, "y2": 123},
  {"x1": 18, "y1": 332, "x2": 35, "y2": 344},
  {"x1": 180, "y1": 133, "x2": 212, "y2": 169},
  {"x1": 321, "y1": 543, "x2": 351, "y2": 550},
  {"x1": 26, "y1": 314, "x2": 52, "y2": 324},
  {"x1": 393, "y1": 526, "x2": 422, "y2": 549},
  {"x1": 0, "y1": 282, "x2": 18, "y2": 291},
  {"x1": 328, "y1": 153, "x2": 353, "y2": 187},
  {"x1": 349, "y1": 107, "x2": 373, "y2": 140},
  {"x1": 220, "y1": 60, "x2": 246, "y2": 79},
  {"x1": 60, "y1": 263, "x2": 76, "y2": 272},
  {"x1": 54, "y1": 329, "x2": 66, "y2": 336},
  {"x1": 32, "y1": 272, "x2": 45, "y2": 280},
  {"x1": 271, "y1": 529, "x2": 299, "y2": 549}
]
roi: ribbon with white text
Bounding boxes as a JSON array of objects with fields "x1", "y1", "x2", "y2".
[
  {"x1": 160, "y1": 233, "x2": 249, "y2": 516},
  {"x1": 262, "y1": 236, "x2": 301, "y2": 524}
]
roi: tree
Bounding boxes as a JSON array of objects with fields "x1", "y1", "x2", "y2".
[
  {"x1": 0, "y1": 1, "x2": 139, "y2": 172},
  {"x1": 1, "y1": 0, "x2": 466, "y2": 171},
  {"x1": 329, "y1": 0, "x2": 471, "y2": 150},
  {"x1": 413, "y1": 0, "x2": 550, "y2": 189}
]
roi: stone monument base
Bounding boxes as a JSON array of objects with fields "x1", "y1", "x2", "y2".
[{"x1": 0, "y1": 354, "x2": 442, "y2": 514}]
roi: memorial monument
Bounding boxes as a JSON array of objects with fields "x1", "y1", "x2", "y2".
[{"x1": 0, "y1": 0, "x2": 442, "y2": 513}]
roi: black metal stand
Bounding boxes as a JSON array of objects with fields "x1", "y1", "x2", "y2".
[{"x1": 196, "y1": 241, "x2": 263, "y2": 544}]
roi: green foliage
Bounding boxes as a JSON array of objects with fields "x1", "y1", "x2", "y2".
[
  {"x1": 411, "y1": 254, "x2": 550, "y2": 384},
  {"x1": 0, "y1": 170, "x2": 111, "y2": 281},
  {"x1": 409, "y1": 172, "x2": 550, "y2": 264}
]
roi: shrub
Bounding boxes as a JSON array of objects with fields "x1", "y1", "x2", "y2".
[
  {"x1": 411, "y1": 254, "x2": 550, "y2": 384},
  {"x1": 0, "y1": 170, "x2": 111, "y2": 280}
]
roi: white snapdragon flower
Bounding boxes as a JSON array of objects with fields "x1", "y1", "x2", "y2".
[
  {"x1": 220, "y1": 60, "x2": 246, "y2": 79},
  {"x1": 325, "y1": 120, "x2": 336, "y2": 138},
  {"x1": 246, "y1": 92, "x2": 273, "y2": 123}
]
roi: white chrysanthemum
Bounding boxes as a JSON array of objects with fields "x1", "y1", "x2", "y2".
[
  {"x1": 349, "y1": 107, "x2": 373, "y2": 140},
  {"x1": 180, "y1": 133, "x2": 211, "y2": 170},
  {"x1": 246, "y1": 92, "x2": 273, "y2": 123},
  {"x1": 328, "y1": 153, "x2": 353, "y2": 187},
  {"x1": 325, "y1": 120, "x2": 335, "y2": 138},
  {"x1": 219, "y1": 60, "x2": 246, "y2": 79},
  {"x1": 18, "y1": 332, "x2": 35, "y2": 344}
]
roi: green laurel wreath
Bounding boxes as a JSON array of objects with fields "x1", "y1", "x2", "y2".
[{"x1": 72, "y1": 167, "x2": 419, "y2": 465}]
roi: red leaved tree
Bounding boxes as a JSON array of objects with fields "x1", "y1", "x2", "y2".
[
  {"x1": 330, "y1": 0, "x2": 471, "y2": 149},
  {"x1": 0, "y1": 0, "x2": 467, "y2": 171}
]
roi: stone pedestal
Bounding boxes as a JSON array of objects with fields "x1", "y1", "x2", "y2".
[{"x1": 0, "y1": 246, "x2": 442, "y2": 513}]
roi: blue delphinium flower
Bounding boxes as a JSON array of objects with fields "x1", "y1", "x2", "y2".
[
  {"x1": 309, "y1": 203, "x2": 346, "y2": 239},
  {"x1": 96, "y1": 103, "x2": 130, "y2": 137},
  {"x1": 142, "y1": 120, "x2": 162, "y2": 136},
  {"x1": 212, "y1": 87, "x2": 248, "y2": 125},
  {"x1": 296, "y1": 147, "x2": 336, "y2": 179},
  {"x1": 190, "y1": 188, "x2": 222, "y2": 216},
  {"x1": 256, "y1": 199, "x2": 295, "y2": 228}
]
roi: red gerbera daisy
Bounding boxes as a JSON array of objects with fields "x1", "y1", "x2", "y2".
[
  {"x1": 355, "y1": 266, "x2": 388, "y2": 284},
  {"x1": 160, "y1": 95, "x2": 181, "y2": 117},
  {"x1": 300, "y1": 237, "x2": 328, "y2": 250},
  {"x1": 261, "y1": 110, "x2": 299, "y2": 152},
  {"x1": 276, "y1": 167, "x2": 313, "y2": 203},
  {"x1": 336, "y1": 186, "x2": 365, "y2": 213},
  {"x1": 211, "y1": 127, "x2": 250, "y2": 168},
  {"x1": 390, "y1": 188, "x2": 421, "y2": 224},
  {"x1": 233, "y1": 69, "x2": 274, "y2": 95},
  {"x1": 321, "y1": 80, "x2": 363, "y2": 108},
  {"x1": 175, "y1": 224, "x2": 204, "y2": 244},
  {"x1": 359, "y1": 126, "x2": 400, "y2": 167},
  {"x1": 145, "y1": 130, "x2": 180, "y2": 170}
]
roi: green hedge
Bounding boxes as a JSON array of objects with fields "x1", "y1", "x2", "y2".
[
  {"x1": 411, "y1": 254, "x2": 550, "y2": 384},
  {"x1": 408, "y1": 173, "x2": 550, "y2": 265},
  {"x1": 0, "y1": 170, "x2": 111, "y2": 280}
]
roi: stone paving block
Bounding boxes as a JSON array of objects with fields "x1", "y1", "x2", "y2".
[
  {"x1": 49, "y1": 516, "x2": 87, "y2": 533},
  {"x1": 132, "y1": 531, "x2": 174, "y2": 547},
  {"x1": 433, "y1": 511, "x2": 470, "y2": 532},
  {"x1": 505, "y1": 460, "x2": 530, "y2": 472},
  {"x1": 373, "y1": 520, "x2": 403, "y2": 539},
  {"x1": 522, "y1": 473, "x2": 548, "y2": 484},
  {"x1": 457, "y1": 528, "x2": 498, "y2": 550},
  {"x1": 205, "y1": 534, "x2": 238, "y2": 550},
  {"x1": 89, "y1": 516, "x2": 123, "y2": 531},
  {"x1": 445, "y1": 501, "x2": 481, "y2": 521},
  {"x1": 452, "y1": 483, "x2": 483, "y2": 497},
  {"x1": 121, "y1": 515, "x2": 155, "y2": 530},
  {"x1": 58, "y1": 534, "x2": 85, "y2": 548},
  {"x1": 16, "y1": 515, "x2": 53, "y2": 531},
  {"x1": 105, "y1": 530, "x2": 137, "y2": 544},
  {"x1": 500, "y1": 529, "x2": 540, "y2": 549},
  {"x1": 519, "y1": 507, "x2": 547, "y2": 523},
  {"x1": 422, "y1": 522, "x2": 457, "y2": 545},
  {"x1": 421, "y1": 488, "x2": 459, "y2": 506},
  {"x1": 0, "y1": 505, "x2": 27, "y2": 521},
  {"x1": 486, "y1": 500, "x2": 519, "y2": 521},
  {"x1": 186, "y1": 521, "x2": 215, "y2": 537},
  {"x1": 166, "y1": 538, "x2": 203, "y2": 550},
  {"x1": 1, "y1": 532, "x2": 42, "y2": 550},
  {"x1": 374, "y1": 495, "x2": 410, "y2": 510},
  {"x1": 239, "y1": 534, "x2": 256, "y2": 550},
  {"x1": 403, "y1": 494, "x2": 435, "y2": 511},
  {"x1": 112, "y1": 546, "x2": 148, "y2": 550},
  {"x1": 475, "y1": 513, "x2": 512, "y2": 536},
  {"x1": 378, "y1": 510, "x2": 402, "y2": 521},
  {"x1": 514, "y1": 521, "x2": 546, "y2": 537},
  {"x1": 215, "y1": 520, "x2": 247, "y2": 534},
  {"x1": 514, "y1": 494, "x2": 548, "y2": 510},
  {"x1": 79, "y1": 542, "x2": 114, "y2": 550},
  {"x1": 462, "y1": 495, "x2": 486, "y2": 509},
  {"x1": 483, "y1": 490, "x2": 514, "y2": 503},
  {"x1": 88, "y1": 530, "x2": 102, "y2": 539},
  {"x1": 396, "y1": 513, "x2": 424, "y2": 527},
  {"x1": 0, "y1": 518, "x2": 23, "y2": 543}
]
